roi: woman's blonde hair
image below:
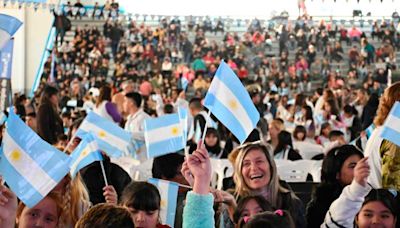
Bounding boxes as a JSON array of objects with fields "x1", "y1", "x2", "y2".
[
  {"x1": 233, "y1": 142, "x2": 288, "y2": 208},
  {"x1": 59, "y1": 174, "x2": 91, "y2": 227},
  {"x1": 374, "y1": 82, "x2": 400, "y2": 126}
]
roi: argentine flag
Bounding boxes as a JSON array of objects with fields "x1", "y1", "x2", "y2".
[
  {"x1": 148, "y1": 178, "x2": 179, "y2": 227},
  {"x1": 69, "y1": 132, "x2": 103, "y2": 178},
  {"x1": 178, "y1": 107, "x2": 188, "y2": 142},
  {"x1": 204, "y1": 61, "x2": 260, "y2": 143},
  {"x1": 380, "y1": 101, "x2": 400, "y2": 147},
  {"x1": 365, "y1": 123, "x2": 375, "y2": 139},
  {"x1": 0, "y1": 112, "x2": 70, "y2": 208},
  {"x1": 144, "y1": 113, "x2": 186, "y2": 158},
  {"x1": 76, "y1": 111, "x2": 132, "y2": 158},
  {"x1": 0, "y1": 14, "x2": 22, "y2": 49}
]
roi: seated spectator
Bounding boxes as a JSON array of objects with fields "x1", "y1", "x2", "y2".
[
  {"x1": 204, "y1": 128, "x2": 228, "y2": 158},
  {"x1": 75, "y1": 203, "x2": 134, "y2": 228},
  {"x1": 306, "y1": 145, "x2": 364, "y2": 227},
  {"x1": 120, "y1": 181, "x2": 171, "y2": 228},
  {"x1": 292, "y1": 125, "x2": 323, "y2": 159},
  {"x1": 273, "y1": 130, "x2": 302, "y2": 161},
  {"x1": 322, "y1": 157, "x2": 399, "y2": 228}
]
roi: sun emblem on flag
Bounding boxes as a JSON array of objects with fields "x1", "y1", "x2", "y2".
[
  {"x1": 229, "y1": 100, "x2": 238, "y2": 110},
  {"x1": 171, "y1": 127, "x2": 180, "y2": 136},
  {"x1": 160, "y1": 199, "x2": 166, "y2": 208},
  {"x1": 98, "y1": 131, "x2": 106, "y2": 138},
  {"x1": 81, "y1": 149, "x2": 89, "y2": 157},
  {"x1": 10, "y1": 150, "x2": 21, "y2": 161}
]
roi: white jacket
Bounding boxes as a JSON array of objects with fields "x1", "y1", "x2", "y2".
[
  {"x1": 321, "y1": 181, "x2": 372, "y2": 228},
  {"x1": 363, "y1": 127, "x2": 383, "y2": 189}
]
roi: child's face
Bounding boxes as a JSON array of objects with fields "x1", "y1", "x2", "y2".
[
  {"x1": 240, "y1": 199, "x2": 264, "y2": 219},
  {"x1": 129, "y1": 208, "x2": 159, "y2": 228},
  {"x1": 356, "y1": 201, "x2": 396, "y2": 228},
  {"x1": 17, "y1": 197, "x2": 59, "y2": 228}
]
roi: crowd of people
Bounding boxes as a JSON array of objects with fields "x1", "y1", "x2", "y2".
[{"x1": 1, "y1": 1, "x2": 400, "y2": 227}]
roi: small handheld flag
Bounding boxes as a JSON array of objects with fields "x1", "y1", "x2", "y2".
[
  {"x1": 69, "y1": 132, "x2": 103, "y2": 178},
  {"x1": 144, "y1": 113, "x2": 186, "y2": 158},
  {"x1": 75, "y1": 112, "x2": 133, "y2": 158},
  {"x1": 380, "y1": 101, "x2": 400, "y2": 147},
  {"x1": 148, "y1": 178, "x2": 179, "y2": 227},
  {"x1": 204, "y1": 61, "x2": 260, "y2": 144},
  {"x1": 0, "y1": 112, "x2": 70, "y2": 208}
]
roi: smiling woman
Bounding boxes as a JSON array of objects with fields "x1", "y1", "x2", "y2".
[{"x1": 233, "y1": 142, "x2": 306, "y2": 228}]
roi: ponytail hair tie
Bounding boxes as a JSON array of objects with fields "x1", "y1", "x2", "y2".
[
  {"x1": 243, "y1": 216, "x2": 251, "y2": 223},
  {"x1": 274, "y1": 209, "x2": 284, "y2": 216}
]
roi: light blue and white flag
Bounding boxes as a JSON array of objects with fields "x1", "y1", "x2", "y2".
[
  {"x1": 380, "y1": 101, "x2": 400, "y2": 147},
  {"x1": 0, "y1": 14, "x2": 22, "y2": 49},
  {"x1": 144, "y1": 113, "x2": 186, "y2": 158},
  {"x1": 0, "y1": 112, "x2": 70, "y2": 208},
  {"x1": 365, "y1": 123, "x2": 375, "y2": 139},
  {"x1": 193, "y1": 121, "x2": 202, "y2": 144},
  {"x1": 148, "y1": 178, "x2": 179, "y2": 227},
  {"x1": 69, "y1": 132, "x2": 103, "y2": 178},
  {"x1": 181, "y1": 77, "x2": 189, "y2": 91},
  {"x1": 178, "y1": 107, "x2": 188, "y2": 142},
  {"x1": 76, "y1": 111, "x2": 132, "y2": 158},
  {"x1": 204, "y1": 61, "x2": 260, "y2": 144}
]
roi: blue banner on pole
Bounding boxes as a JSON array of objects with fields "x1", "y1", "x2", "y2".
[{"x1": 0, "y1": 39, "x2": 14, "y2": 79}]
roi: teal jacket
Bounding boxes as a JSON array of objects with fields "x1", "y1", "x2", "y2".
[{"x1": 182, "y1": 191, "x2": 215, "y2": 228}]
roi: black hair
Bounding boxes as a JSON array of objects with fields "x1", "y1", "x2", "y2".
[
  {"x1": 359, "y1": 189, "x2": 399, "y2": 220},
  {"x1": 125, "y1": 92, "x2": 142, "y2": 108},
  {"x1": 274, "y1": 130, "x2": 293, "y2": 155},
  {"x1": 242, "y1": 210, "x2": 295, "y2": 228},
  {"x1": 189, "y1": 97, "x2": 203, "y2": 110},
  {"x1": 233, "y1": 195, "x2": 273, "y2": 224},
  {"x1": 293, "y1": 125, "x2": 307, "y2": 141},
  {"x1": 26, "y1": 112, "x2": 36, "y2": 118},
  {"x1": 152, "y1": 153, "x2": 184, "y2": 179},
  {"x1": 321, "y1": 145, "x2": 364, "y2": 185},
  {"x1": 328, "y1": 130, "x2": 344, "y2": 140},
  {"x1": 120, "y1": 181, "x2": 160, "y2": 211},
  {"x1": 163, "y1": 104, "x2": 174, "y2": 114}
]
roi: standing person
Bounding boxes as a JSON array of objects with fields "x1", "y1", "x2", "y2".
[
  {"x1": 123, "y1": 92, "x2": 150, "y2": 133},
  {"x1": 93, "y1": 85, "x2": 122, "y2": 124},
  {"x1": 109, "y1": 22, "x2": 123, "y2": 57},
  {"x1": 364, "y1": 82, "x2": 400, "y2": 191},
  {"x1": 112, "y1": 80, "x2": 134, "y2": 115},
  {"x1": 37, "y1": 86, "x2": 64, "y2": 145},
  {"x1": 53, "y1": 10, "x2": 71, "y2": 46}
]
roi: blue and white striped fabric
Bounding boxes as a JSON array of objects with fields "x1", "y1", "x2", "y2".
[
  {"x1": 178, "y1": 107, "x2": 188, "y2": 142},
  {"x1": 193, "y1": 121, "x2": 202, "y2": 144},
  {"x1": 0, "y1": 14, "x2": 22, "y2": 49},
  {"x1": 365, "y1": 123, "x2": 375, "y2": 139},
  {"x1": 76, "y1": 111, "x2": 132, "y2": 158},
  {"x1": 69, "y1": 132, "x2": 103, "y2": 178},
  {"x1": 380, "y1": 101, "x2": 400, "y2": 147},
  {"x1": 0, "y1": 112, "x2": 70, "y2": 208},
  {"x1": 181, "y1": 77, "x2": 189, "y2": 91},
  {"x1": 148, "y1": 178, "x2": 179, "y2": 227},
  {"x1": 204, "y1": 61, "x2": 260, "y2": 143},
  {"x1": 144, "y1": 113, "x2": 185, "y2": 158}
]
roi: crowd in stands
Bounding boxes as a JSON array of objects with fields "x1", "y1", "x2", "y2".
[{"x1": 1, "y1": 1, "x2": 400, "y2": 227}]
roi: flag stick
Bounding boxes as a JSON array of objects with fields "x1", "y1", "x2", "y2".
[
  {"x1": 99, "y1": 160, "x2": 109, "y2": 186},
  {"x1": 63, "y1": 134, "x2": 76, "y2": 154},
  {"x1": 199, "y1": 109, "x2": 211, "y2": 147}
]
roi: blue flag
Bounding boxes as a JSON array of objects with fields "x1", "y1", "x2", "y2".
[
  {"x1": 144, "y1": 113, "x2": 186, "y2": 158},
  {"x1": 380, "y1": 101, "x2": 400, "y2": 147},
  {"x1": 148, "y1": 178, "x2": 179, "y2": 227},
  {"x1": 76, "y1": 111, "x2": 133, "y2": 158},
  {"x1": 0, "y1": 39, "x2": 14, "y2": 79},
  {"x1": 69, "y1": 132, "x2": 103, "y2": 178},
  {"x1": 0, "y1": 14, "x2": 22, "y2": 49},
  {"x1": 204, "y1": 61, "x2": 260, "y2": 143},
  {"x1": 0, "y1": 112, "x2": 70, "y2": 208}
]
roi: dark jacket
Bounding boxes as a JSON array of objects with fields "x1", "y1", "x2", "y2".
[
  {"x1": 36, "y1": 103, "x2": 64, "y2": 145},
  {"x1": 306, "y1": 183, "x2": 343, "y2": 228}
]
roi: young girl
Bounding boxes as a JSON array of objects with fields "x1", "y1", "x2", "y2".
[
  {"x1": 233, "y1": 195, "x2": 272, "y2": 226},
  {"x1": 120, "y1": 181, "x2": 170, "y2": 228},
  {"x1": 240, "y1": 210, "x2": 295, "y2": 228},
  {"x1": 323, "y1": 157, "x2": 399, "y2": 228}
]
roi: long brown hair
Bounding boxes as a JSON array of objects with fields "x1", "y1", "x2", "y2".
[
  {"x1": 374, "y1": 82, "x2": 400, "y2": 126},
  {"x1": 39, "y1": 85, "x2": 59, "y2": 109},
  {"x1": 233, "y1": 142, "x2": 289, "y2": 208},
  {"x1": 96, "y1": 85, "x2": 113, "y2": 107}
]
